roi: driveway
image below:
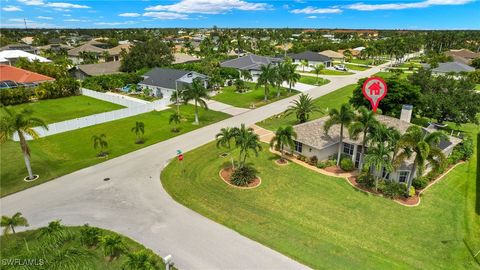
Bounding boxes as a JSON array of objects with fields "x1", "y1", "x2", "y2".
[{"x1": 1, "y1": 60, "x2": 394, "y2": 269}]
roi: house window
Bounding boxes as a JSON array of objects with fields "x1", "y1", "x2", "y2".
[
  {"x1": 398, "y1": 171, "x2": 410, "y2": 183},
  {"x1": 294, "y1": 141, "x2": 303, "y2": 153},
  {"x1": 343, "y1": 143, "x2": 354, "y2": 156}
]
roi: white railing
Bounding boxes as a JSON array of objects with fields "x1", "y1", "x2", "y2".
[{"x1": 81, "y1": 88, "x2": 149, "y2": 107}]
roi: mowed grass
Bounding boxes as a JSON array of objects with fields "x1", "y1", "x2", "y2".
[
  {"x1": 257, "y1": 84, "x2": 356, "y2": 131},
  {"x1": 475, "y1": 84, "x2": 480, "y2": 91},
  {"x1": 211, "y1": 82, "x2": 296, "y2": 108},
  {"x1": 298, "y1": 76, "x2": 330, "y2": 86},
  {"x1": 348, "y1": 58, "x2": 387, "y2": 66},
  {"x1": 308, "y1": 69, "x2": 354, "y2": 75},
  {"x1": 2, "y1": 96, "x2": 125, "y2": 124},
  {"x1": 161, "y1": 123, "x2": 480, "y2": 269},
  {"x1": 0, "y1": 105, "x2": 229, "y2": 197},
  {"x1": 345, "y1": 63, "x2": 369, "y2": 71},
  {"x1": 1, "y1": 226, "x2": 167, "y2": 269}
]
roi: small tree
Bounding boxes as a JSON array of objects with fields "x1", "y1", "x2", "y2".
[
  {"x1": 270, "y1": 126, "x2": 297, "y2": 162},
  {"x1": 1, "y1": 212, "x2": 29, "y2": 235},
  {"x1": 300, "y1": 59, "x2": 309, "y2": 72},
  {"x1": 285, "y1": 93, "x2": 321, "y2": 123},
  {"x1": 101, "y1": 235, "x2": 125, "y2": 261},
  {"x1": 180, "y1": 78, "x2": 209, "y2": 125},
  {"x1": 123, "y1": 250, "x2": 157, "y2": 270},
  {"x1": 256, "y1": 63, "x2": 276, "y2": 101},
  {"x1": 233, "y1": 124, "x2": 262, "y2": 168},
  {"x1": 364, "y1": 145, "x2": 393, "y2": 191},
  {"x1": 312, "y1": 64, "x2": 324, "y2": 85},
  {"x1": 131, "y1": 121, "x2": 145, "y2": 144},
  {"x1": 91, "y1": 134, "x2": 108, "y2": 157},
  {"x1": 324, "y1": 103, "x2": 355, "y2": 166},
  {"x1": 80, "y1": 224, "x2": 103, "y2": 248},
  {"x1": 169, "y1": 112, "x2": 181, "y2": 133},
  {"x1": 240, "y1": 69, "x2": 252, "y2": 82}
]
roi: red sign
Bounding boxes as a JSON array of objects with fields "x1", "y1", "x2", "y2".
[
  {"x1": 177, "y1": 154, "x2": 184, "y2": 161},
  {"x1": 362, "y1": 77, "x2": 388, "y2": 112}
]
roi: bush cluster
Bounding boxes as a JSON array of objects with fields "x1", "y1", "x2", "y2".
[
  {"x1": 412, "y1": 176, "x2": 429, "y2": 190},
  {"x1": 380, "y1": 181, "x2": 408, "y2": 198},
  {"x1": 231, "y1": 166, "x2": 257, "y2": 186},
  {"x1": 340, "y1": 157, "x2": 354, "y2": 171},
  {"x1": 317, "y1": 159, "x2": 336, "y2": 169},
  {"x1": 82, "y1": 73, "x2": 143, "y2": 92},
  {"x1": 448, "y1": 136, "x2": 474, "y2": 164},
  {"x1": 0, "y1": 87, "x2": 34, "y2": 105}
]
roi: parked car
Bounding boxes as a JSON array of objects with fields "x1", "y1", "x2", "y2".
[{"x1": 334, "y1": 65, "x2": 348, "y2": 71}]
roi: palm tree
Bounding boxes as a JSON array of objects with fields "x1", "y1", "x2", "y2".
[
  {"x1": 91, "y1": 134, "x2": 108, "y2": 157},
  {"x1": 131, "y1": 121, "x2": 145, "y2": 144},
  {"x1": 348, "y1": 106, "x2": 378, "y2": 170},
  {"x1": 101, "y1": 235, "x2": 125, "y2": 261},
  {"x1": 256, "y1": 63, "x2": 276, "y2": 101},
  {"x1": 232, "y1": 124, "x2": 262, "y2": 168},
  {"x1": 324, "y1": 103, "x2": 355, "y2": 166},
  {"x1": 343, "y1": 50, "x2": 353, "y2": 62},
  {"x1": 240, "y1": 69, "x2": 252, "y2": 82},
  {"x1": 364, "y1": 145, "x2": 394, "y2": 191},
  {"x1": 180, "y1": 78, "x2": 209, "y2": 125},
  {"x1": 0, "y1": 108, "x2": 48, "y2": 180},
  {"x1": 123, "y1": 250, "x2": 156, "y2": 270},
  {"x1": 1, "y1": 212, "x2": 29, "y2": 235},
  {"x1": 216, "y1": 127, "x2": 235, "y2": 149},
  {"x1": 312, "y1": 64, "x2": 324, "y2": 85},
  {"x1": 169, "y1": 112, "x2": 181, "y2": 133},
  {"x1": 300, "y1": 59, "x2": 309, "y2": 72},
  {"x1": 285, "y1": 93, "x2": 321, "y2": 123},
  {"x1": 270, "y1": 126, "x2": 297, "y2": 162},
  {"x1": 283, "y1": 61, "x2": 300, "y2": 92},
  {"x1": 394, "y1": 126, "x2": 448, "y2": 196},
  {"x1": 273, "y1": 65, "x2": 285, "y2": 98}
]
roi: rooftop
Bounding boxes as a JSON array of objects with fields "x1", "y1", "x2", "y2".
[
  {"x1": 0, "y1": 64, "x2": 55, "y2": 84},
  {"x1": 0, "y1": 50, "x2": 51, "y2": 63},
  {"x1": 220, "y1": 54, "x2": 281, "y2": 71},
  {"x1": 76, "y1": 61, "x2": 122, "y2": 76},
  {"x1": 287, "y1": 51, "x2": 331, "y2": 62}
]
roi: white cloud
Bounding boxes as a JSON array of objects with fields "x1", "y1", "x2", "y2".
[
  {"x1": 37, "y1": 16, "x2": 53, "y2": 19},
  {"x1": 9, "y1": 18, "x2": 33, "y2": 22},
  {"x1": 63, "y1": 14, "x2": 71, "y2": 16},
  {"x1": 347, "y1": 0, "x2": 473, "y2": 11},
  {"x1": 46, "y1": 2, "x2": 89, "y2": 9},
  {"x1": 145, "y1": 0, "x2": 271, "y2": 14},
  {"x1": 291, "y1": 7, "x2": 342, "y2": 14},
  {"x1": 94, "y1": 21, "x2": 136, "y2": 26},
  {"x1": 64, "y1": 18, "x2": 89, "y2": 22},
  {"x1": 143, "y1": 12, "x2": 189, "y2": 20},
  {"x1": 119, "y1": 12, "x2": 141, "y2": 17},
  {"x1": 3, "y1": 5, "x2": 23, "y2": 11},
  {"x1": 17, "y1": 0, "x2": 44, "y2": 6},
  {"x1": 307, "y1": 15, "x2": 317, "y2": 19}
]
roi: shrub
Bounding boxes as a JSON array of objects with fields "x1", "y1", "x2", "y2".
[
  {"x1": 231, "y1": 166, "x2": 257, "y2": 186},
  {"x1": 412, "y1": 176, "x2": 429, "y2": 190},
  {"x1": 357, "y1": 172, "x2": 375, "y2": 188},
  {"x1": 0, "y1": 87, "x2": 34, "y2": 105},
  {"x1": 317, "y1": 161, "x2": 327, "y2": 169},
  {"x1": 453, "y1": 136, "x2": 474, "y2": 161},
  {"x1": 340, "y1": 157, "x2": 354, "y2": 171},
  {"x1": 80, "y1": 224, "x2": 103, "y2": 248},
  {"x1": 382, "y1": 181, "x2": 406, "y2": 198},
  {"x1": 308, "y1": 155, "x2": 318, "y2": 166},
  {"x1": 82, "y1": 73, "x2": 143, "y2": 92},
  {"x1": 297, "y1": 154, "x2": 307, "y2": 162},
  {"x1": 409, "y1": 186, "x2": 416, "y2": 197}
]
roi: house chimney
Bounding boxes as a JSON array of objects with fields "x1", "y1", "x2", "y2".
[{"x1": 400, "y1": 104, "x2": 413, "y2": 123}]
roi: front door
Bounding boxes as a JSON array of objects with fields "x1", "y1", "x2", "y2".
[{"x1": 355, "y1": 146, "x2": 362, "y2": 168}]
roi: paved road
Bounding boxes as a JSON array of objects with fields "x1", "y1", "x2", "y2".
[{"x1": 1, "y1": 62, "x2": 390, "y2": 269}]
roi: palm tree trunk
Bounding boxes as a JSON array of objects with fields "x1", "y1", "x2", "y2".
[
  {"x1": 194, "y1": 100, "x2": 199, "y2": 124},
  {"x1": 264, "y1": 85, "x2": 268, "y2": 101},
  {"x1": 336, "y1": 125, "x2": 343, "y2": 166},
  {"x1": 359, "y1": 130, "x2": 367, "y2": 170},
  {"x1": 19, "y1": 134, "x2": 34, "y2": 179},
  {"x1": 406, "y1": 164, "x2": 416, "y2": 197},
  {"x1": 277, "y1": 86, "x2": 281, "y2": 98},
  {"x1": 11, "y1": 225, "x2": 15, "y2": 234},
  {"x1": 281, "y1": 144, "x2": 284, "y2": 161}
]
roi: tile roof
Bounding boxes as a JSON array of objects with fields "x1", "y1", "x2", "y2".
[
  {"x1": 77, "y1": 61, "x2": 122, "y2": 76},
  {"x1": 320, "y1": 50, "x2": 345, "y2": 59},
  {"x1": 0, "y1": 64, "x2": 54, "y2": 84},
  {"x1": 67, "y1": 43, "x2": 106, "y2": 57}
]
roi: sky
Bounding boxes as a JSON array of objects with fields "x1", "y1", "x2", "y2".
[{"x1": 1, "y1": 0, "x2": 479, "y2": 29}]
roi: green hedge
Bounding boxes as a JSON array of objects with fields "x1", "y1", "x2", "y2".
[{"x1": 82, "y1": 73, "x2": 143, "y2": 92}]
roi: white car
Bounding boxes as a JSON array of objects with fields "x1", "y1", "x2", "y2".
[{"x1": 334, "y1": 65, "x2": 348, "y2": 71}]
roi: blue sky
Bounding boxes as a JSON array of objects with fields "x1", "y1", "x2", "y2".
[{"x1": 1, "y1": 0, "x2": 479, "y2": 29}]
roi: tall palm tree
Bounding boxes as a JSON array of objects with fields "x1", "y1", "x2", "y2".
[
  {"x1": 169, "y1": 112, "x2": 181, "y2": 133},
  {"x1": 348, "y1": 106, "x2": 378, "y2": 170},
  {"x1": 240, "y1": 69, "x2": 252, "y2": 82},
  {"x1": 123, "y1": 250, "x2": 156, "y2": 270},
  {"x1": 256, "y1": 63, "x2": 276, "y2": 101},
  {"x1": 270, "y1": 126, "x2": 297, "y2": 162},
  {"x1": 180, "y1": 78, "x2": 209, "y2": 125},
  {"x1": 273, "y1": 65, "x2": 285, "y2": 98},
  {"x1": 324, "y1": 103, "x2": 355, "y2": 166},
  {"x1": 232, "y1": 124, "x2": 262, "y2": 168},
  {"x1": 363, "y1": 144, "x2": 394, "y2": 191},
  {"x1": 300, "y1": 59, "x2": 309, "y2": 72},
  {"x1": 0, "y1": 108, "x2": 48, "y2": 180},
  {"x1": 1, "y1": 212, "x2": 29, "y2": 235},
  {"x1": 131, "y1": 121, "x2": 145, "y2": 143},
  {"x1": 394, "y1": 126, "x2": 448, "y2": 196},
  {"x1": 101, "y1": 235, "x2": 125, "y2": 261},
  {"x1": 343, "y1": 50, "x2": 353, "y2": 62},
  {"x1": 312, "y1": 64, "x2": 324, "y2": 85},
  {"x1": 285, "y1": 93, "x2": 321, "y2": 123},
  {"x1": 91, "y1": 134, "x2": 108, "y2": 157},
  {"x1": 283, "y1": 61, "x2": 300, "y2": 92},
  {"x1": 216, "y1": 127, "x2": 235, "y2": 149}
]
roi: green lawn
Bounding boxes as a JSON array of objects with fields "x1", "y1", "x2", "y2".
[
  {"x1": 298, "y1": 76, "x2": 330, "y2": 86},
  {"x1": 345, "y1": 64, "x2": 369, "y2": 71},
  {"x1": 1, "y1": 225, "x2": 166, "y2": 269},
  {"x1": 161, "y1": 123, "x2": 480, "y2": 269},
  {"x1": 211, "y1": 82, "x2": 297, "y2": 108},
  {"x1": 309, "y1": 69, "x2": 354, "y2": 75},
  {"x1": 257, "y1": 84, "x2": 356, "y2": 131},
  {"x1": 475, "y1": 84, "x2": 480, "y2": 91},
  {"x1": 2, "y1": 96, "x2": 125, "y2": 124},
  {"x1": 348, "y1": 58, "x2": 387, "y2": 66},
  {"x1": 0, "y1": 105, "x2": 229, "y2": 197},
  {"x1": 374, "y1": 71, "x2": 410, "y2": 80}
]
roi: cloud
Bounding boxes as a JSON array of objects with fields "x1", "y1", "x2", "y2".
[
  {"x1": 145, "y1": 0, "x2": 271, "y2": 14},
  {"x1": 37, "y1": 16, "x2": 53, "y2": 19},
  {"x1": 64, "y1": 19, "x2": 89, "y2": 22},
  {"x1": 291, "y1": 7, "x2": 342, "y2": 14},
  {"x1": 119, "y1": 12, "x2": 141, "y2": 17},
  {"x1": 3, "y1": 5, "x2": 23, "y2": 11},
  {"x1": 17, "y1": 0, "x2": 44, "y2": 6},
  {"x1": 9, "y1": 18, "x2": 33, "y2": 22},
  {"x1": 94, "y1": 21, "x2": 137, "y2": 26},
  {"x1": 307, "y1": 15, "x2": 317, "y2": 19},
  {"x1": 347, "y1": 0, "x2": 473, "y2": 11},
  {"x1": 143, "y1": 12, "x2": 189, "y2": 20},
  {"x1": 17, "y1": 0, "x2": 90, "y2": 8}
]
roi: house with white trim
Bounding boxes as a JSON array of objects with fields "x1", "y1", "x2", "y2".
[
  {"x1": 287, "y1": 51, "x2": 332, "y2": 71},
  {"x1": 220, "y1": 54, "x2": 282, "y2": 78}
]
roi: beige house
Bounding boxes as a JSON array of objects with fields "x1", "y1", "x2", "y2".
[{"x1": 320, "y1": 50, "x2": 345, "y2": 62}]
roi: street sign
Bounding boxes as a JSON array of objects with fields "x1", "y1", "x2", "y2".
[{"x1": 362, "y1": 77, "x2": 388, "y2": 112}]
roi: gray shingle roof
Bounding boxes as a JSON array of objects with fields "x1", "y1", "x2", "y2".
[
  {"x1": 287, "y1": 51, "x2": 331, "y2": 62},
  {"x1": 426, "y1": 62, "x2": 475, "y2": 73},
  {"x1": 140, "y1": 68, "x2": 200, "y2": 89},
  {"x1": 220, "y1": 54, "x2": 281, "y2": 71}
]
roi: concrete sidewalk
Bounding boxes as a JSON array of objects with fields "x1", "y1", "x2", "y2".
[{"x1": 189, "y1": 99, "x2": 251, "y2": 116}]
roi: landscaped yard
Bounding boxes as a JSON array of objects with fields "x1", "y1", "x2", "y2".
[
  {"x1": 0, "y1": 105, "x2": 229, "y2": 197},
  {"x1": 374, "y1": 71, "x2": 410, "y2": 80},
  {"x1": 257, "y1": 84, "x2": 356, "y2": 131},
  {"x1": 308, "y1": 69, "x2": 354, "y2": 75},
  {"x1": 1, "y1": 96, "x2": 125, "y2": 124},
  {"x1": 1, "y1": 225, "x2": 167, "y2": 269},
  {"x1": 475, "y1": 84, "x2": 480, "y2": 91},
  {"x1": 298, "y1": 76, "x2": 330, "y2": 86},
  {"x1": 347, "y1": 58, "x2": 387, "y2": 66},
  {"x1": 161, "y1": 123, "x2": 480, "y2": 269},
  {"x1": 344, "y1": 63, "x2": 369, "y2": 71},
  {"x1": 211, "y1": 82, "x2": 297, "y2": 108}
]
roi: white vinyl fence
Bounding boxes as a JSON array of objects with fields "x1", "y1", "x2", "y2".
[
  {"x1": 13, "y1": 89, "x2": 168, "y2": 141},
  {"x1": 81, "y1": 88, "x2": 149, "y2": 107}
]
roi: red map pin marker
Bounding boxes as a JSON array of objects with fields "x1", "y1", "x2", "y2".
[{"x1": 362, "y1": 77, "x2": 388, "y2": 113}]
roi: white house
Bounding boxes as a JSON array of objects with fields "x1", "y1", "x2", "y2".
[
  {"x1": 287, "y1": 51, "x2": 332, "y2": 71},
  {"x1": 220, "y1": 54, "x2": 282, "y2": 78},
  {"x1": 0, "y1": 50, "x2": 51, "y2": 66}
]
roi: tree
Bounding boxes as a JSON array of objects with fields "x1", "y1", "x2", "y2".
[
  {"x1": 312, "y1": 64, "x2": 324, "y2": 85},
  {"x1": 179, "y1": 78, "x2": 209, "y2": 125},
  {"x1": 273, "y1": 65, "x2": 285, "y2": 97},
  {"x1": 283, "y1": 60, "x2": 300, "y2": 92},
  {"x1": 324, "y1": 103, "x2": 355, "y2": 166},
  {"x1": 1, "y1": 212, "x2": 29, "y2": 235},
  {"x1": 471, "y1": 57, "x2": 480, "y2": 69},
  {"x1": 131, "y1": 121, "x2": 145, "y2": 144},
  {"x1": 101, "y1": 235, "x2": 125, "y2": 261},
  {"x1": 0, "y1": 108, "x2": 48, "y2": 180},
  {"x1": 121, "y1": 39, "x2": 174, "y2": 72},
  {"x1": 216, "y1": 127, "x2": 235, "y2": 149},
  {"x1": 79, "y1": 51, "x2": 98, "y2": 64},
  {"x1": 394, "y1": 126, "x2": 448, "y2": 196},
  {"x1": 169, "y1": 111, "x2": 181, "y2": 133},
  {"x1": 300, "y1": 59, "x2": 309, "y2": 72},
  {"x1": 232, "y1": 124, "x2": 262, "y2": 168},
  {"x1": 80, "y1": 224, "x2": 102, "y2": 248},
  {"x1": 240, "y1": 69, "x2": 252, "y2": 82},
  {"x1": 123, "y1": 250, "x2": 157, "y2": 270},
  {"x1": 270, "y1": 126, "x2": 297, "y2": 162},
  {"x1": 343, "y1": 50, "x2": 353, "y2": 62},
  {"x1": 285, "y1": 93, "x2": 321, "y2": 123},
  {"x1": 256, "y1": 63, "x2": 276, "y2": 101},
  {"x1": 363, "y1": 144, "x2": 394, "y2": 191},
  {"x1": 348, "y1": 106, "x2": 378, "y2": 170},
  {"x1": 91, "y1": 134, "x2": 108, "y2": 157}
]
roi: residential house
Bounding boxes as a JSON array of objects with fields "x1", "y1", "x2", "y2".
[
  {"x1": 220, "y1": 54, "x2": 282, "y2": 78},
  {"x1": 138, "y1": 68, "x2": 208, "y2": 100},
  {"x1": 0, "y1": 44, "x2": 38, "y2": 54},
  {"x1": 0, "y1": 50, "x2": 51, "y2": 65},
  {"x1": 320, "y1": 50, "x2": 345, "y2": 62},
  {"x1": 173, "y1": 53, "x2": 200, "y2": 64},
  {"x1": 287, "y1": 51, "x2": 332, "y2": 70},
  {"x1": 445, "y1": 49, "x2": 479, "y2": 65},
  {"x1": 290, "y1": 105, "x2": 461, "y2": 183},
  {"x1": 70, "y1": 61, "x2": 122, "y2": 80},
  {"x1": 67, "y1": 40, "x2": 131, "y2": 64},
  {"x1": 422, "y1": 61, "x2": 475, "y2": 75},
  {"x1": 0, "y1": 64, "x2": 54, "y2": 89}
]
